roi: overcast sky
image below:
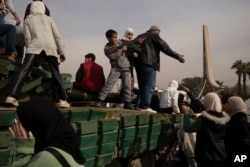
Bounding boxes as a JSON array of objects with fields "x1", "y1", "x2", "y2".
[{"x1": 8, "y1": 0, "x2": 250, "y2": 88}]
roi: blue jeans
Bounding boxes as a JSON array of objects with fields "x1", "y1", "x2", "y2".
[
  {"x1": 132, "y1": 87, "x2": 141, "y2": 107},
  {"x1": 0, "y1": 13, "x2": 16, "y2": 54},
  {"x1": 135, "y1": 63, "x2": 156, "y2": 109},
  {"x1": 0, "y1": 13, "x2": 6, "y2": 48}
]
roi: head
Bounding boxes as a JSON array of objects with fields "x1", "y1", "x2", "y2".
[
  {"x1": 30, "y1": 1, "x2": 45, "y2": 14},
  {"x1": 203, "y1": 92, "x2": 222, "y2": 112},
  {"x1": 149, "y1": 25, "x2": 160, "y2": 34},
  {"x1": 105, "y1": 29, "x2": 118, "y2": 44},
  {"x1": 16, "y1": 98, "x2": 85, "y2": 164},
  {"x1": 224, "y1": 96, "x2": 246, "y2": 116},
  {"x1": 124, "y1": 28, "x2": 134, "y2": 40},
  {"x1": 220, "y1": 93, "x2": 233, "y2": 111},
  {"x1": 84, "y1": 53, "x2": 95, "y2": 62},
  {"x1": 168, "y1": 80, "x2": 179, "y2": 89}
]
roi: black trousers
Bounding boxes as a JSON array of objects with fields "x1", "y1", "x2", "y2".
[{"x1": 8, "y1": 53, "x2": 68, "y2": 101}]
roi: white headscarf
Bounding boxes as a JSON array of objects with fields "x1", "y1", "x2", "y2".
[
  {"x1": 203, "y1": 92, "x2": 222, "y2": 112},
  {"x1": 124, "y1": 28, "x2": 134, "y2": 36},
  {"x1": 227, "y1": 96, "x2": 246, "y2": 116}
]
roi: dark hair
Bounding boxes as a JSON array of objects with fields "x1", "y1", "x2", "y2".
[
  {"x1": 105, "y1": 29, "x2": 117, "y2": 38},
  {"x1": 220, "y1": 93, "x2": 234, "y2": 105},
  {"x1": 85, "y1": 53, "x2": 96, "y2": 61}
]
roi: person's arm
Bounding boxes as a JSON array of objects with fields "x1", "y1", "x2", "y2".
[
  {"x1": 181, "y1": 105, "x2": 202, "y2": 132},
  {"x1": 23, "y1": 19, "x2": 31, "y2": 48},
  {"x1": 24, "y1": 3, "x2": 31, "y2": 20},
  {"x1": 183, "y1": 114, "x2": 202, "y2": 132},
  {"x1": 172, "y1": 90, "x2": 180, "y2": 113},
  {"x1": 4, "y1": 0, "x2": 20, "y2": 25},
  {"x1": 50, "y1": 18, "x2": 66, "y2": 62},
  {"x1": 104, "y1": 45, "x2": 127, "y2": 60},
  {"x1": 11, "y1": 138, "x2": 35, "y2": 167},
  {"x1": 45, "y1": 5, "x2": 50, "y2": 16},
  {"x1": 154, "y1": 34, "x2": 185, "y2": 63},
  {"x1": 75, "y1": 65, "x2": 83, "y2": 82},
  {"x1": 9, "y1": 119, "x2": 35, "y2": 167}
]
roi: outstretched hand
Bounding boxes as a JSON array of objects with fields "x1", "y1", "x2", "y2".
[
  {"x1": 9, "y1": 119, "x2": 34, "y2": 139},
  {"x1": 178, "y1": 55, "x2": 185, "y2": 63}
]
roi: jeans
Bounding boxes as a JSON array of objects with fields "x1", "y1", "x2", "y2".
[
  {"x1": 0, "y1": 14, "x2": 16, "y2": 54},
  {"x1": 135, "y1": 63, "x2": 156, "y2": 109},
  {"x1": 0, "y1": 13, "x2": 6, "y2": 48}
]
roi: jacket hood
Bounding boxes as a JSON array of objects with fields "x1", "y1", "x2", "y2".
[
  {"x1": 201, "y1": 111, "x2": 230, "y2": 125},
  {"x1": 30, "y1": 1, "x2": 45, "y2": 15},
  {"x1": 168, "y1": 80, "x2": 178, "y2": 89}
]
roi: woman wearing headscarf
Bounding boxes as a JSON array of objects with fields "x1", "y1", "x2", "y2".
[
  {"x1": 182, "y1": 92, "x2": 230, "y2": 167},
  {"x1": 9, "y1": 98, "x2": 85, "y2": 167},
  {"x1": 224, "y1": 96, "x2": 250, "y2": 167}
]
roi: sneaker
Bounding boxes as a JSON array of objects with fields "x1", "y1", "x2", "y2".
[
  {"x1": 141, "y1": 108, "x2": 157, "y2": 114},
  {"x1": 95, "y1": 100, "x2": 105, "y2": 107},
  {"x1": 123, "y1": 102, "x2": 134, "y2": 110},
  {"x1": 5, "y1": 96, "x2": 19, "y2": 107},
  {"x1": 57, "y1": 100, "x2": 70, "y2": 108}
]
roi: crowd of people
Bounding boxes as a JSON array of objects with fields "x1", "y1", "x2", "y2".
[{"x1": 1, "y1": 0, "x2": 249, "y2": 167}]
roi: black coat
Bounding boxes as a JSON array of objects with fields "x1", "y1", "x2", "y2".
[
  {"x1": 225, "y1": 112, "x2": 250, "y2": 167},
  {"x1": 136, "y1": 31, "x2": 180, "y2": 71},
  {"x1": 195, "y1": 111, "x2": 228, "y2": 165}
]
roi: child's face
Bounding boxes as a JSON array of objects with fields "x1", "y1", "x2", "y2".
[
  {"x1": 126, "y1": 32, "x2": 134, "y2": 40},
  {"x1": 107, "y1": 34, "x2": 118, "y2": 44}
]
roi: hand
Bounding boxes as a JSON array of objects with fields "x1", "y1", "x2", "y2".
[
  {"x1": 9, "y1": 119, "x2": 34, "y2": 139},
  {"x1": 133, "y1": 52, "x2": 139, "y2": 58},
  {"x1": 15, "y1": 17, "x2": 21, "y2": 25},
  {"x1": 178, "y1": 55, "x2": 185, "y2": 63},
  {"x1": 120, "y1": 45, "x2": 128, "y2": 52},
  {"x1": 60, "y1": 55, "x2": 66, "y2": 62},
  {"x1": 12, "y1": 12, "x2": 20, "y2": 25},
  {"x1": 183, "y1": 87, "x2": 190, "y2": 92}
]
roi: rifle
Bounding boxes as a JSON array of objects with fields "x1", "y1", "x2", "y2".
[{"x1": 106, "y1": 36, "x2": 147, "y2": 55}]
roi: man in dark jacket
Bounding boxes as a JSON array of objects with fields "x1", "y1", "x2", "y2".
[{"x1": 135, "y1": 25, "x2": 185, "y2": 112}]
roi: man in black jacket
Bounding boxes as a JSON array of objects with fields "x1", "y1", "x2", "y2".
[{"x1": 135, "y1": 25, "x2": 185, "y2": 113}]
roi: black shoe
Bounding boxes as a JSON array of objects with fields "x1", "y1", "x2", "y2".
[{"x1": 124, "y1": 102, "x2": 134, "y2": 110}]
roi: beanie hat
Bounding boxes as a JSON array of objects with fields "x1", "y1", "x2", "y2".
[{"x1": 149, "y1": 25, "x2": 160, "y2": 31}]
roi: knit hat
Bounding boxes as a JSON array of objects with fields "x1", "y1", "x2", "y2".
[{"x1": 149, "y1": 25, "x2": 160, "y2": 31}]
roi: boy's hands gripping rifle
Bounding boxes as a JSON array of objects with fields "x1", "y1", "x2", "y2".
[{"x1": 106, "y1": 36, "x2": 147, "y2": 55}]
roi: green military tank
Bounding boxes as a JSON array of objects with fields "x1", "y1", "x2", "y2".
[{"x1": 0, "y1": 57, "x2": 181, "y2": 167}]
